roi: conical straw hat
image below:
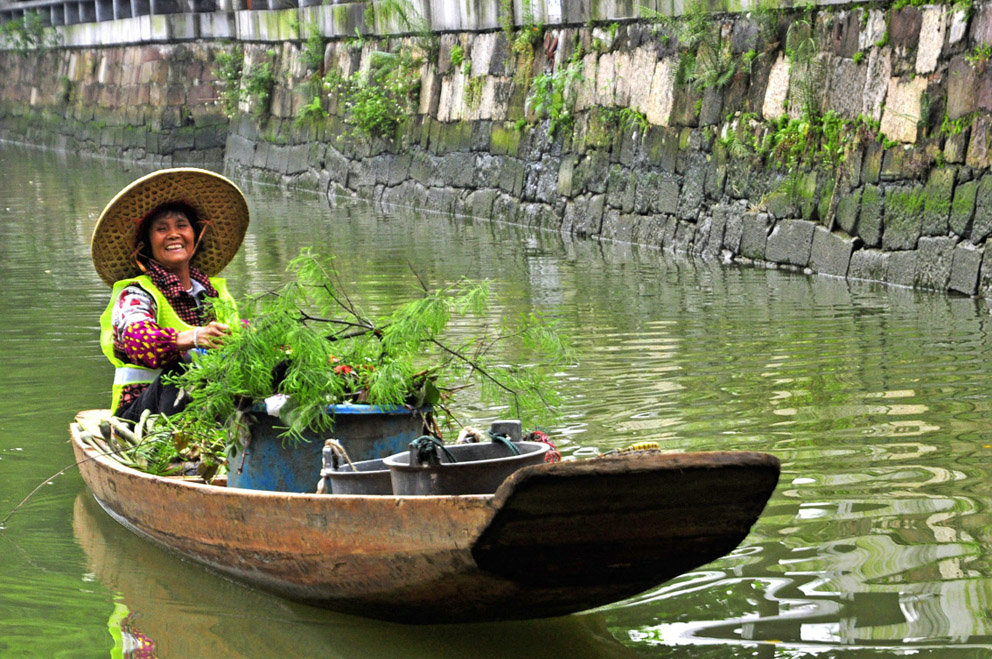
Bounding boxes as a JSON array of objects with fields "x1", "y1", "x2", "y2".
[{"x1": 91, "y1": 168, "x2": 249, "y2": 286}]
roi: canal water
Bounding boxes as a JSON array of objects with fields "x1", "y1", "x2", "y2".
[{"x1": 2, "y1": 143, "x2": 992, "y2": 657}]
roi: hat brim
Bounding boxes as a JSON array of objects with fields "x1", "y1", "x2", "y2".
[{"x1": 91, "y1": 168, "x2": 249, "y2": 286}]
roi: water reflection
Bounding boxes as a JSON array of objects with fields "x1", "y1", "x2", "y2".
[{"x1": 72, "y1": 493, "x2": 635, "y2": 657}]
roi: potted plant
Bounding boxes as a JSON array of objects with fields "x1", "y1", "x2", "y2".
[{"x1": 168, "y1": 249, "x2": 573, "y2": 492}]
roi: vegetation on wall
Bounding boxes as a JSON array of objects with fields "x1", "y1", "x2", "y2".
[
  {"x1": 525, "y1": 48, "x2": 584, "y2": 138},
  {"x1": 329, "y1": 46, "x2": 423, "y2": 140},
  {"x1": 0, "y1": 11, "x2": 61, "y2": 55},
  {"x1": 214, "y1": 45, "x2": 244, "y2": 119}
]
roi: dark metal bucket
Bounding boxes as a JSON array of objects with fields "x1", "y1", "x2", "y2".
[
  {"x1": 227, "y1": 404, "x2": 429, "y2": 493},
  {"x1": 323, "y1": 458, "x2": 392, "y2": 495},
  {"x1": 383, "y1": 441, "x2": 550, "y2": 496}
]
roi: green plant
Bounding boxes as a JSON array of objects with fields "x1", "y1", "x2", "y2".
[
  {"x1": 169, "y1": 250, "x2": 572, "y2": 450},
  {"x1": 244, "y1": 50, "x2": 278, "y2": 120},
  {"x1": 301, "y1": 27, "x2": 325, "y2": 74},
  {"x1": 214, "y1": 45, "x2": 244, "y2": 119},
  {"x1": 525, "y1": 51, "x2": 583, "y2": 138},
  {"x1": 645, "y1": 0, "x2": 736, "y2": 91},
  {"x1": 450, "y1": 43, "x2": 465, "y2": 68},
  {"x1": 966, "y1": 44, "x2": 992, "y2": 67},
  {"x1": 368, "y1": 0, "x2": 438, "y2": 59},
  {"x1": 296, "y1": 95, "x2": 328, "y2": 127},
  {"x1": 335, "y1": 47, "x2": 423, "y2": 140},
  {"x1": 464, "y1": 76, "x2": 484, "y2": 109},
  {"x1": 852, "y1": 50, "x2": 864, "y2": 63},
  {"x1": 940, "y1": 112, "x2": 970, "y2": 136}
]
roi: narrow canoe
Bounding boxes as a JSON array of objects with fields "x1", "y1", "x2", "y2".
[{"x1": 70, "y1": 410, "x2": 780, "y2": 624}]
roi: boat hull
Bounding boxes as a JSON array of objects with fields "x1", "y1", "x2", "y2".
[{"x1": 71, "y1": 412, "x2": 780, "y2": 623}]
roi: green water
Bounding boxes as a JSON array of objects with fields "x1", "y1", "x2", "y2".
[{"x1": 2, "y1": 144, "x2": 992, "y2": 656}]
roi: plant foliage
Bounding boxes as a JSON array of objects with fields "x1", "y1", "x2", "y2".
[{"x1": 169, "y1": 250, "x2": 573, "y2": 453}]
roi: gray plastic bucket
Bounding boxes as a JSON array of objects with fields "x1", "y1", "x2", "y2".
[
  {"x1": 323, "y1": 458, "x2": 392, "y2": 495},
  {"x1": 383, "y1": 441, "x2": 550, "y2": 496}
]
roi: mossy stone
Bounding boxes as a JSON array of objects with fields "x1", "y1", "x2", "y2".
[
  {"x1": 881, "y1": 184, "x2": 924, "y2": 251},
  {"x1": 950, "y1": 178, "x2": 977, "y2": 237}
]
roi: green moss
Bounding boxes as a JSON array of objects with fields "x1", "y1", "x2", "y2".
[{"x1": 491, "y1": 121, "x2": 521, "y2": 155}]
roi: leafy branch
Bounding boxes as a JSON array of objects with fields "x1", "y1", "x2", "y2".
[{"x1": 169, "y1": 249, "x2": 573, "y2": 451}]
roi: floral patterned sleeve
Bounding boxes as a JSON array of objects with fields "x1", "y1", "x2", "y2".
[{"x1": 112, "y1": 285, "x2": 181, "y2": 368}]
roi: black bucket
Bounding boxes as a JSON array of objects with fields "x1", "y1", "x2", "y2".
[
  {"x1": 323, "y1": 458, "x2": 392, "y2": 495},
  {"x1": 383, "y1": 441, "x2": 549, "y2": 496}
]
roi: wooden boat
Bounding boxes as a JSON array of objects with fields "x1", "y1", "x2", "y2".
[{"x1": 70, "y1": 410, "x2": 780, "y2": 624}]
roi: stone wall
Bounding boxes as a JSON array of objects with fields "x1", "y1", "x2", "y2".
[{"x1": 4, "y1": 1, "x2": 992, "y2": 298}]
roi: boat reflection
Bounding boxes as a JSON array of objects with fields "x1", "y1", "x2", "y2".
[{"x1": 72, "y1": 491, "x2": 635, "y2": 657}]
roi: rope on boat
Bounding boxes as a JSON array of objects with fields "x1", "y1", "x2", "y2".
[
  {"x1": 409, "y1": 435, "x2": 456, "y2": 466},
  {"x1": 488, "y1": 430, "x2": 522, "y2": 456},
  {"x1": 323, "y1": 439, "x2": 355, "y2": 472}
]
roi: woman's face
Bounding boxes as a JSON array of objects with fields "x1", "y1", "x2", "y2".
[{"x1": 148, "y1": 212, "x2": 196, "y2": 273}]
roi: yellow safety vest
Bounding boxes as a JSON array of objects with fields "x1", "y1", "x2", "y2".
[{"x1": 99, "y1": 275, "x2": 238, "y2": 412}]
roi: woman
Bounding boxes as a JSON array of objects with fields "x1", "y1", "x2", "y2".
[{"x1": 91, "y1": 168, "x2": 250, "y2": 420}]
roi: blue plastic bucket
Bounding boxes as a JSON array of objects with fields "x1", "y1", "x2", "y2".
[{"x1": 227, "y1": 404, "x2": 429, "y2": 493}]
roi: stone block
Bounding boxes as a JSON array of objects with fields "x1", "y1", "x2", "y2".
[
  {"x1": 678, "y1": 155, "x2": 706, "y2": 220},
  {"x1": 283, "y1": 143, "x2": 310, "y2": 175},
  {"x1": 671, "y1": 220, "x2": 695, "y2": 254},
  {"x1": 631, "y1": 170, "x2": 656, "y2": 214},
  {"x1": 861, "y1": 141, "x2": 883, "y2": 184},
  {"x1": 600, "y1": 208, "x2": 636, "y2": 243},
  {"x1": 828, "y1": 10, "x2": 861, "y2": 58},
  {"x1": 858, "y1": 184, "x2": 883, "y2": 246},
  {"x1": 492, "y1": 192, "x2": 519, "y2": 224},
  {"x1": 848, "y1": 248, "x2": 889, "y2": 282},
  {"x1": 949, "y1": 9, "x2": 969, "y2": 44},
  {"x1": 722, "y1": 209, "x2": 745, "y2": 253},
  {"x1": 762, "y1": 52, "x2": 790, "y2": 121},
  {"x1": 977, "y1": 67, "x2": 992, "y2": 114},
  {"x1": 915, "y1": 8, "x2": 946, "y2": 74},
  {"x1": 890, "y1": 6, "x2": 923, "y2": 49},
  {"x1": 765, "y1": 188, "x2": 797, "y2": 219},
  {"x1": 606, "y1": 164, "x2": 634, "y2": 212},
  {"x1": 862, "y1": 47, "x2": 891, "y2": 122},
  {"x1": 881, "y1": 184, "x2": 923, "y2": 250},
  {"x1": 914, "y1": 236, "x2": 956, "y2": 291},
  {"x1": 880, "y1": 76, "x2": 927, "y2": 144},
  {"x1": 701, "y1": 209, "x2": 727, "y2": 258},
  {"x1": 950, "y1": 178, "x2": 977, "y2": 237},
  {"x1": 809, "y1": 226, "x2": 855, "y2": 277},
  {"x1": 654, "y1": 177, "x2": 681, "y2": 215},
  {"x1": 887, "y1": 249, "x2": 918, "y2": 287},
  {"x1": 945, "y1": 129, "x2": 970, "y2": 164},
  {"x1": 972, "y1": 175, "x2": 992, "y2": 242},
  {"x1": 465, "y1": 188, "x2": 497, "y2": 218},
  {"x1": 971, "y1": 2, "x2": 992, "y2": 44},
  {"x1": 534, "y1": 155, "x2": 561, "y2": 203},
  {"x1": 835, "y1": 188, "x2": 861, "y2": 234},
  {"x1": 950, "y1": 243, "x2": 983, "y2": 295},
  {"x1": 921, "y1": 167, "x2": 954, "y2": 236},
  {"x1": 690, "y1": 216, "x2": 716, "y2": 256},
  {"x1": 740, "y1": 212, "x2": 770, "y2": 260},
  {"x1": 765, "y1": 219, "x2": 815, "y2": 267},
  {"x1": 644, "y1": 58, "x2": 676, "y2": 127},
  {"x1": 643, "y1": 126, "x2": 678, "y2": 172},
  {"x1": 561, "y1": 194, "x2": 605, "y2": 237},
  {"x1": 947, "y1": 56, "x2": 977, "y2": 120},
  {"x1": 827, "y1": 57, "x2": 867, "y2": 119},
  {"x1": 967, "y1": 115, "x2": 992, "y2": 169}
]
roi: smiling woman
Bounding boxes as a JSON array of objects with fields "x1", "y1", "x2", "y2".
[{"x1": 90, "y1": 168, "x2": 250, "y2": 421}]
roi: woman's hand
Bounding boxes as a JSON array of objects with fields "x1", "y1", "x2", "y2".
[{"x1": 177, "y1": 321, "x2": 230, "y2": 351}]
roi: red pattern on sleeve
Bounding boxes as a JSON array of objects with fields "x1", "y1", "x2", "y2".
[{"x1": 121, "y1": 320, "x2": 181, "y2": 368}]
